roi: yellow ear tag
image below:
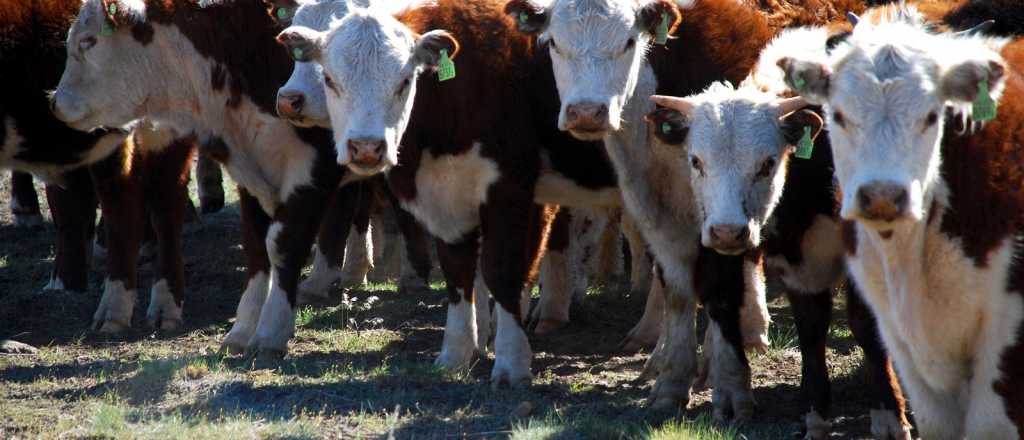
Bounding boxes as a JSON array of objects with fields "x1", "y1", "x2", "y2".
[
  {"x1": 973, "y1": 79, "x2": 997, "y2": 122},
  {"x1": 655, "y1": 12, "x2": 670, "y2": 45},
  {"x1": 437, "y1": 49, "x2": 456, "y2": 82},
  {"x1": 795, "y1": 126, "x2": 814, "y2": 159}
]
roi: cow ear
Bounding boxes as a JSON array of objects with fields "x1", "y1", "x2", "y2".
[
  {"x1": 100, "y1": 0, "x2": 145, "y2": 28},
  {"x1": 645, "y1": 107, "x2": 690, "y2": 147},
  {"x1": 637, "y1": 0, "x2": 681, "y2": 42},
  {"x1": 777, "y1": 57, "x2": 831, "y2": 104},
  {"x1": 779, "y1": 108, "x2": 824, "y2": 147},
  {"x1": 505, "y1": 0, "x2": 548, "y2": 34},
  {"x1": 263, "y1": 0, "x2": 301, "y2": 25},
  {"x1": 277, "y1": 26, "x2": 325, "y2": 63},
  {"x1": 942, "y1": 58, "x2": 1006, "y2": 103},
  {"x1": 413, "y1": 30, "x2": 460, "y2": 68}
]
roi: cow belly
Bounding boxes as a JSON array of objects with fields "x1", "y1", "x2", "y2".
[{"x1": 400, "y1": 143, "x2": 501, "y2": 243}]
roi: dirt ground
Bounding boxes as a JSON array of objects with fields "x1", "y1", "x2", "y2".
[{"x1": 0, "y1": 170, "x2": 892, "y2": 439}]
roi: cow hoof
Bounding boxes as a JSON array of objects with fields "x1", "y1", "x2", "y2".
[
  {"x1": 94, "y1": 320, "x2": 129, "y2": 334},
  {"x1": 490, "y1": 370, "x2": 531, "y2": 390},
  {"x1": 219, "y1": 340, "x2": 247, "y2": 356},
  {"x1": 620, "y1": 323, "x2": 658, "y2": 353},
  {"x1": 870, "y1": 409, "x2": 912, "y2": 440},
  {"x1": 531, "y1": 318, "x2": 567, "y2": 335},
  {"x1": 220, "y1": 329, "x2": 252, "y2": 355},
  {"x1": 147, "y1": 317, "x2": 183, "y2": 332},
  {"x1": 435, "y1": 349, "x2": 475, "y2": 371},
  {"x1": 244, "y1": 346, "x2": 286, "y2": 369}
]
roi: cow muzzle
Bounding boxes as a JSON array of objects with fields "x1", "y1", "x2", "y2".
[
  {"x1": 276, "y1": 91, "x2": 305, "y2": 121},
  {"x1": 854, "y1": 181, "x2": 909, "y2": 224},
  {"x1": 564, "y1": 101, "x2": 610, "y2": 139},
  {"x1": 50, "y1": 91, "x2": 88, "y2": 127},
  {"x1": 706, "y1": 223, "x2": 752, "y2": 255},
  {"x1": 344, "y1": 138, "x2": 391, "y2": 175}
]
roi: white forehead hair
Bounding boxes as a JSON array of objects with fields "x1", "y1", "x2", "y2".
[
  {"x1": 79, "y1": 0, "x2": 147, "y2": 24},
  {"x1": 293, "y1": 0, "x2": 372, "y2": 30},
  {"x1": 687, "y1": 81, "x2": 786, "y2": 151},
  {"x1": 545, "y1": 0, "x2": 640, "y2": 42},
  {"x1": 322, "y1": 9, "x2": 416, "y2": 80},
  {"x1": 744, "y1": 25, "x2": 830, "y2": 95}
]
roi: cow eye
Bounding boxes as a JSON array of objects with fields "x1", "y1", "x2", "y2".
[
  {"x1": 324, "y1": 74, "x2": 341, "y2": 94},
  {"x1": 548, "y1": 38, "x2": 561, "y2": 55},
  {"x1": 396, "y1": 77, "x2": 411, "y2": 96},
  {"x1": 690, "y1": 155, "x2": 704, "y2": 175},
  {"x1": 756, "y1": 157, "x2": 776, "y2": 179},
  {"x1": 623, "y1": 38, "x2": 635, "y2": 53},
  {"x1": 79, "y1": 36, "x2": 97, "y2": 53},
  {"x1": 924, "y1": 111, "x2": 938, "y2": 128},
  {"x1": 832, "y1": 110, "x2": 846, "y2": 128}
]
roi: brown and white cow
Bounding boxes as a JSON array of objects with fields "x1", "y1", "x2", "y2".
[
  {"x1": 645, "y1": 22, "x2": 911, "y2": 438},
  {"x1": 50, "y1": 0, "x2": 363, "y2": 357},
  {"x1": 779, "y1": 5, "x2": 1024, "y2": 438},
  {"x1": 275, "y1": 0, "x2": 657, "y2": 385}
]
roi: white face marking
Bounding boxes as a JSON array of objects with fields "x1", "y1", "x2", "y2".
[
  {"x1": 311, "y1": 10, "x2": 423, "y2": 174},
  {"x1": 543, "y1": 0, "x2": 649, "y2": 139},
  {"x1": 808, "y1": 17, "x2": 1007, "y2": 226},
  {"x1": 677, "y1": 83, "x2": 791, "y2": 254},
  {"x1": 277, "y1": 0, "x2": 371, "y2": 127}
]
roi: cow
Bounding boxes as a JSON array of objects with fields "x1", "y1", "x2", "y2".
[
  {"x1": 50, "y1": 0, "x2": 366, "y2": 357},
  {"x1": 275, "y1": 0, "x2": 667, "y2": 385},
  {"x1": 270, "y1": 0, "x2": 651, "y2": 332},
  {"x1": 778, "y1": 5, "x2": 1024, "y2": 438},
  {"x1": 644, "y1": 23, "x2": 910, "y2": 438}
]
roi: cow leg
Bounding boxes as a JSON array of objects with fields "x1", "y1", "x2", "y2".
[
  {"x1": 245, "y1": 185, "x2": 333, "y2": 361},
  {"x1": 622, "y1": 265, "x2": 663, "y2": 352},
  {"x1": 388, "y1": 191, "x2": 432, "y2": 292},
  {"x1": 697, "y1": 248, "x2": 755, "y2": 422},
  {"x1": 641, "y1": 261, "x2": 699, "y2": 410},
  {"x1": 221, "y1": 188, "x2": 272, "y2": 354},
  {"x1": 195, "y1": 155, "x2": 224, "y2": 214},
  {"x1": 587, "y1": 210, "x2": 618, "y2": 286},
  {"x1": 339, "y1": 181, "x2": 373, "y2": 287},
  {"x1": 10, "y1": 171, "x2": 42, "y2": 228},
  {"x1": 530, "y1": 208, "x2": 572, "y2": 335},
  {"x1": 788, "y1": 290, "x2": 833, "y2": 439},
  {"x1": 846, "y1": 285, "x2": 912, "y2": 440},
  {"x1": 622, "y1": 213, "x2": 652, "y2": 298},
  {"x1": 481, "y1": 199, "x2": 557, "y2": 389},
  {"x1": 143, "y1": 140, "x2": 194, "y2": 331},
  {"x1": 434, "y1": 233, "x2": 480, "y2": 369},
  {"x1": 89, "y1": 146, "x2": 145, "y2": 333},
  {"x1": 300, "y1": 183, "x2": 359, "y2": 302},
  {"x1": 43, "y1": 169, "x2": 97, "y2": 292}
]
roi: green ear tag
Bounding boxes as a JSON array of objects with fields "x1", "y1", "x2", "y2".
[
  {"x1": 791, "y1": 74, "x2": 805, "y2": 92},
  {"x1": 661, "y1": 121, "x2": 672, "y2": 134},
  {"x1": 795, "y1": 126, "x2": 814, "y2": 159},
  {"x1": 100, "y1": 20, "x2": 113, "y2": 36},
  {"x1": 108, "y1": 3, "x2": 118, "y2": 15},
  {"x1": 292, "y1": 47, "x2": 304, "y2": 61},
  {"x1": 519, "y1": 12, "x2": 529, "y2": 25},
  {"x1": 277, "y1": 7, "x2": 290, "y2": 20},
  {"x1": 437, "y1": 49, "x2": 456, "y2": 82},
  {"x1": 973, "y1": 79, "x2": 997, "y2": 122},
  {"x1": 655, "y1": 12, "x2": 670, "y2": 45}
]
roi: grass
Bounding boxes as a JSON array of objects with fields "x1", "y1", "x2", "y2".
[{"x1": 0, "y1": 169, "x2": 880, "y2": 439}]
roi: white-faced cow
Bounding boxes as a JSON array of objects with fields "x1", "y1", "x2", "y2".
[
  {"x1": 644, "y1": 22, "x2": 912, "y2": 438},
  {"x1": 276, "y1": 0, "x2": 659, "y2": 386},
  {"x1": 779, "y1": 5, "x2": 1024, "y2": 438}
]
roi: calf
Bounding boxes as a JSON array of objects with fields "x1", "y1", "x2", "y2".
[
  {"x1": 779, "y1": 5, "x2": 1024, "y2": 437},
  {"x1": 645, "y1": 24, "x2": 909, "y2": 438},
  {"x1": 276, "y1": 0, "x2": 658, "y2": 385},
  {"x1": 51, "y1": 0, "x2": 358, "y2": 357}
]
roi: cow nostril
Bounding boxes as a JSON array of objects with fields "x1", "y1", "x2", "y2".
[
  {"x1": 595, "y1": 105, "x2": 608, "y2": 119},
  {"x1": 857, "y1": 188, "x2": 873, "y2": 210},
  {"x1": 289, "y1": 95, "x2": 304, "y2": 112}
]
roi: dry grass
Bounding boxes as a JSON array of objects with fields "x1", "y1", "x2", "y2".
[{"x1": 0, "y1": 169, "x2": 879, "y2": 439}]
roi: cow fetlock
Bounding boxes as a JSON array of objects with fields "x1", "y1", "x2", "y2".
[
  {"x1": 491, "y1": 302, "x2": 532, "y2": 389},
  {"x1": 622, "y1": 275, "x2": 663, "y2": 352},
  {"x1": 643, "y1": 282, "x2": 697, "y2": 410},
  {"x1": 298, "y1": 246, "x2": 341, "y2": 304},
  {"x1": 340, "y1": 225, "x2": 372, "y2": 287},
  {"x1": 706, "y1": 320, "x2": 755, "y2": 424},
  {"x1": 244, "y1": 281, "x2": 295, "y2": 363},
  {"x1": 436, "y1": 295, "x2": 480, "y2": 370},
  {"x1": 145, "y1": 279, "x2": 183, "y2": 331},
  {"x1": 870, "y1": 409, "x2": 912, "y2": 440},
  {"x1": 530, "y1": 247, "x2": 572, "y2": 335},
  {"x1": 222, "y1": 272, "x2": 270, "y2": 355},
  {"x1": 93, "y1": 278, "x2": 136, "y2": 333}
]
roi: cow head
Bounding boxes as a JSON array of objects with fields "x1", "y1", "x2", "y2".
[
  {"x1": 646, "y1": 84, "x2": 822, "y2": 255},
  {"x1": 505, "y1": 0, "x2": 682, "y2": 140},
  {"x1": 52, "y1": 0, "x2": 152, "y2": 131},
  {"x1": 270, "y1": 0, "x2": 368, "y2": 127},
  {"x1": 277, "y1": 8, "x2": 458, "y2": 175},
  {"x1": 779, "y1": 8, "x2": 1008, "y2": 229}
]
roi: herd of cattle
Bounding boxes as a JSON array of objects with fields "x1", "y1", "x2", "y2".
[{"x1": 3, "y1": 0, "x2": 1024, "y2": 437}]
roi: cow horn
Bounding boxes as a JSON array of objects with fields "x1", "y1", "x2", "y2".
[
  {"x1": 776, "y1": 96, "x2": 809, "y2": 115},
  {"x1": 953, "y1": 20, "x2": 995, "y2": 37},
  {"x1": 650, "y1": 95, "x2": 695, "y2": 115}
]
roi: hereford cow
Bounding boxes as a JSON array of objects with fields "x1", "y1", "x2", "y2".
[
  {"x1": 644, "y1": 23, "x2": 911, "y2": 438},
  {"x1": 779, "y1": 6, "x2": 1024, "y2": 438},
  {"x1": 50, "y1": 0, "x2": 362, "y2": 357}
]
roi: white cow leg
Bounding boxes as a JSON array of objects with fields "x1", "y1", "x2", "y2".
[
  {"x1": 221, "y1": 271, "x2": 269, "y2": 354},
  {"x1": 642, "y1": 277, "x2": 698, "y2": 410},
  {"x1": 491, "y1": 303, "x2": 532, "y2": 389},
  {"x1": 622, "y1": 213, "x2": 652, "y2": 298},
  {"x1": 93, "y1": 278, "x2": 136, "y2": 333},
  {"x1": 740, "y1": 257, "x2": 770, "y2": 353},
  {"x1": 245, "y1": 271, "x2": 295, "y2": 361},
  {"x1": 436, "y1": 289, "x2": 479, "y2": 370},
  {"x1": 530, "y1": 247, "x2": 572, "y2": 335},
  {"x1": 340, "y1": 225, "x2": 372, "y2": 287},
  {"x1": 145, "y1": 278, "x2": 182, "y2": 331},
  {"x1": 474, "y1": 272, "x2": 493, "y2": 353},
  {"x1": 706, "y1": 320, "x2": 755, "y2": 423},
  {"x1": 622, "y1": 269, "x2": 663, "y2": 352},
  {"x1": 298, "y1": 246, "x2": 341, "y2": 303}
]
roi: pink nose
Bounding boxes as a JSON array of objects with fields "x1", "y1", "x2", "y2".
[
  {"x1": 708, "y1": 224, "x2": 750, "y2": 250},
  {"x1": 856, "y1": 182, "x2": 908, "y2": 222},
  {"x1": 564, "y1": 102, "x2": 608, "y2": 132},
  {"x1": 347, "y1": 138, "x2": 385, "y2": 167},
  {"x1": 276, "y1": 92, "x2": 305, "y2": 118}
]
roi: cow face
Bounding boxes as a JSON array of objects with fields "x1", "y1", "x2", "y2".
[
  {"x1": 272, "y1": 0, "x2": 369, "y2": 127},
  {"x1": 277, "y1": 9, "x2": 457, "y2": 175},
  {"x1": 506, "y1": 0, "x2": 681, "y2": 140},
  {"x1": 779, "y1": 9, "x2": 1007, "y2": 229},
  {"x1": 646, "y1": 84, "x2": 822, "y2": 255},
  {"x1": 52, "y1": 0, "x2": 151, "y2": 131}
]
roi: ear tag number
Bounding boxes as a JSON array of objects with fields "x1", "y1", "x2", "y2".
[
  {"x1": 795, "y1": 126, "x2": 814, "y2": 159},
  {"x1": 661, "y1": 121, "x2": 672, "y2": 134},
  {"x1": 655, "y1": 12, "x2": 670, "y2": 45},
  {"x1": 100, "y1": 20, "x2": 113, "y2": 36},
  {"x1": 292, "y1": 47, "x2": 304, "y2": 61},
  {"x1": 437, "y1": 49, "x2": 456, "y2": 82},
  {"x1": 973, "y1": 79, "x2": 997, "y2": 122}
]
